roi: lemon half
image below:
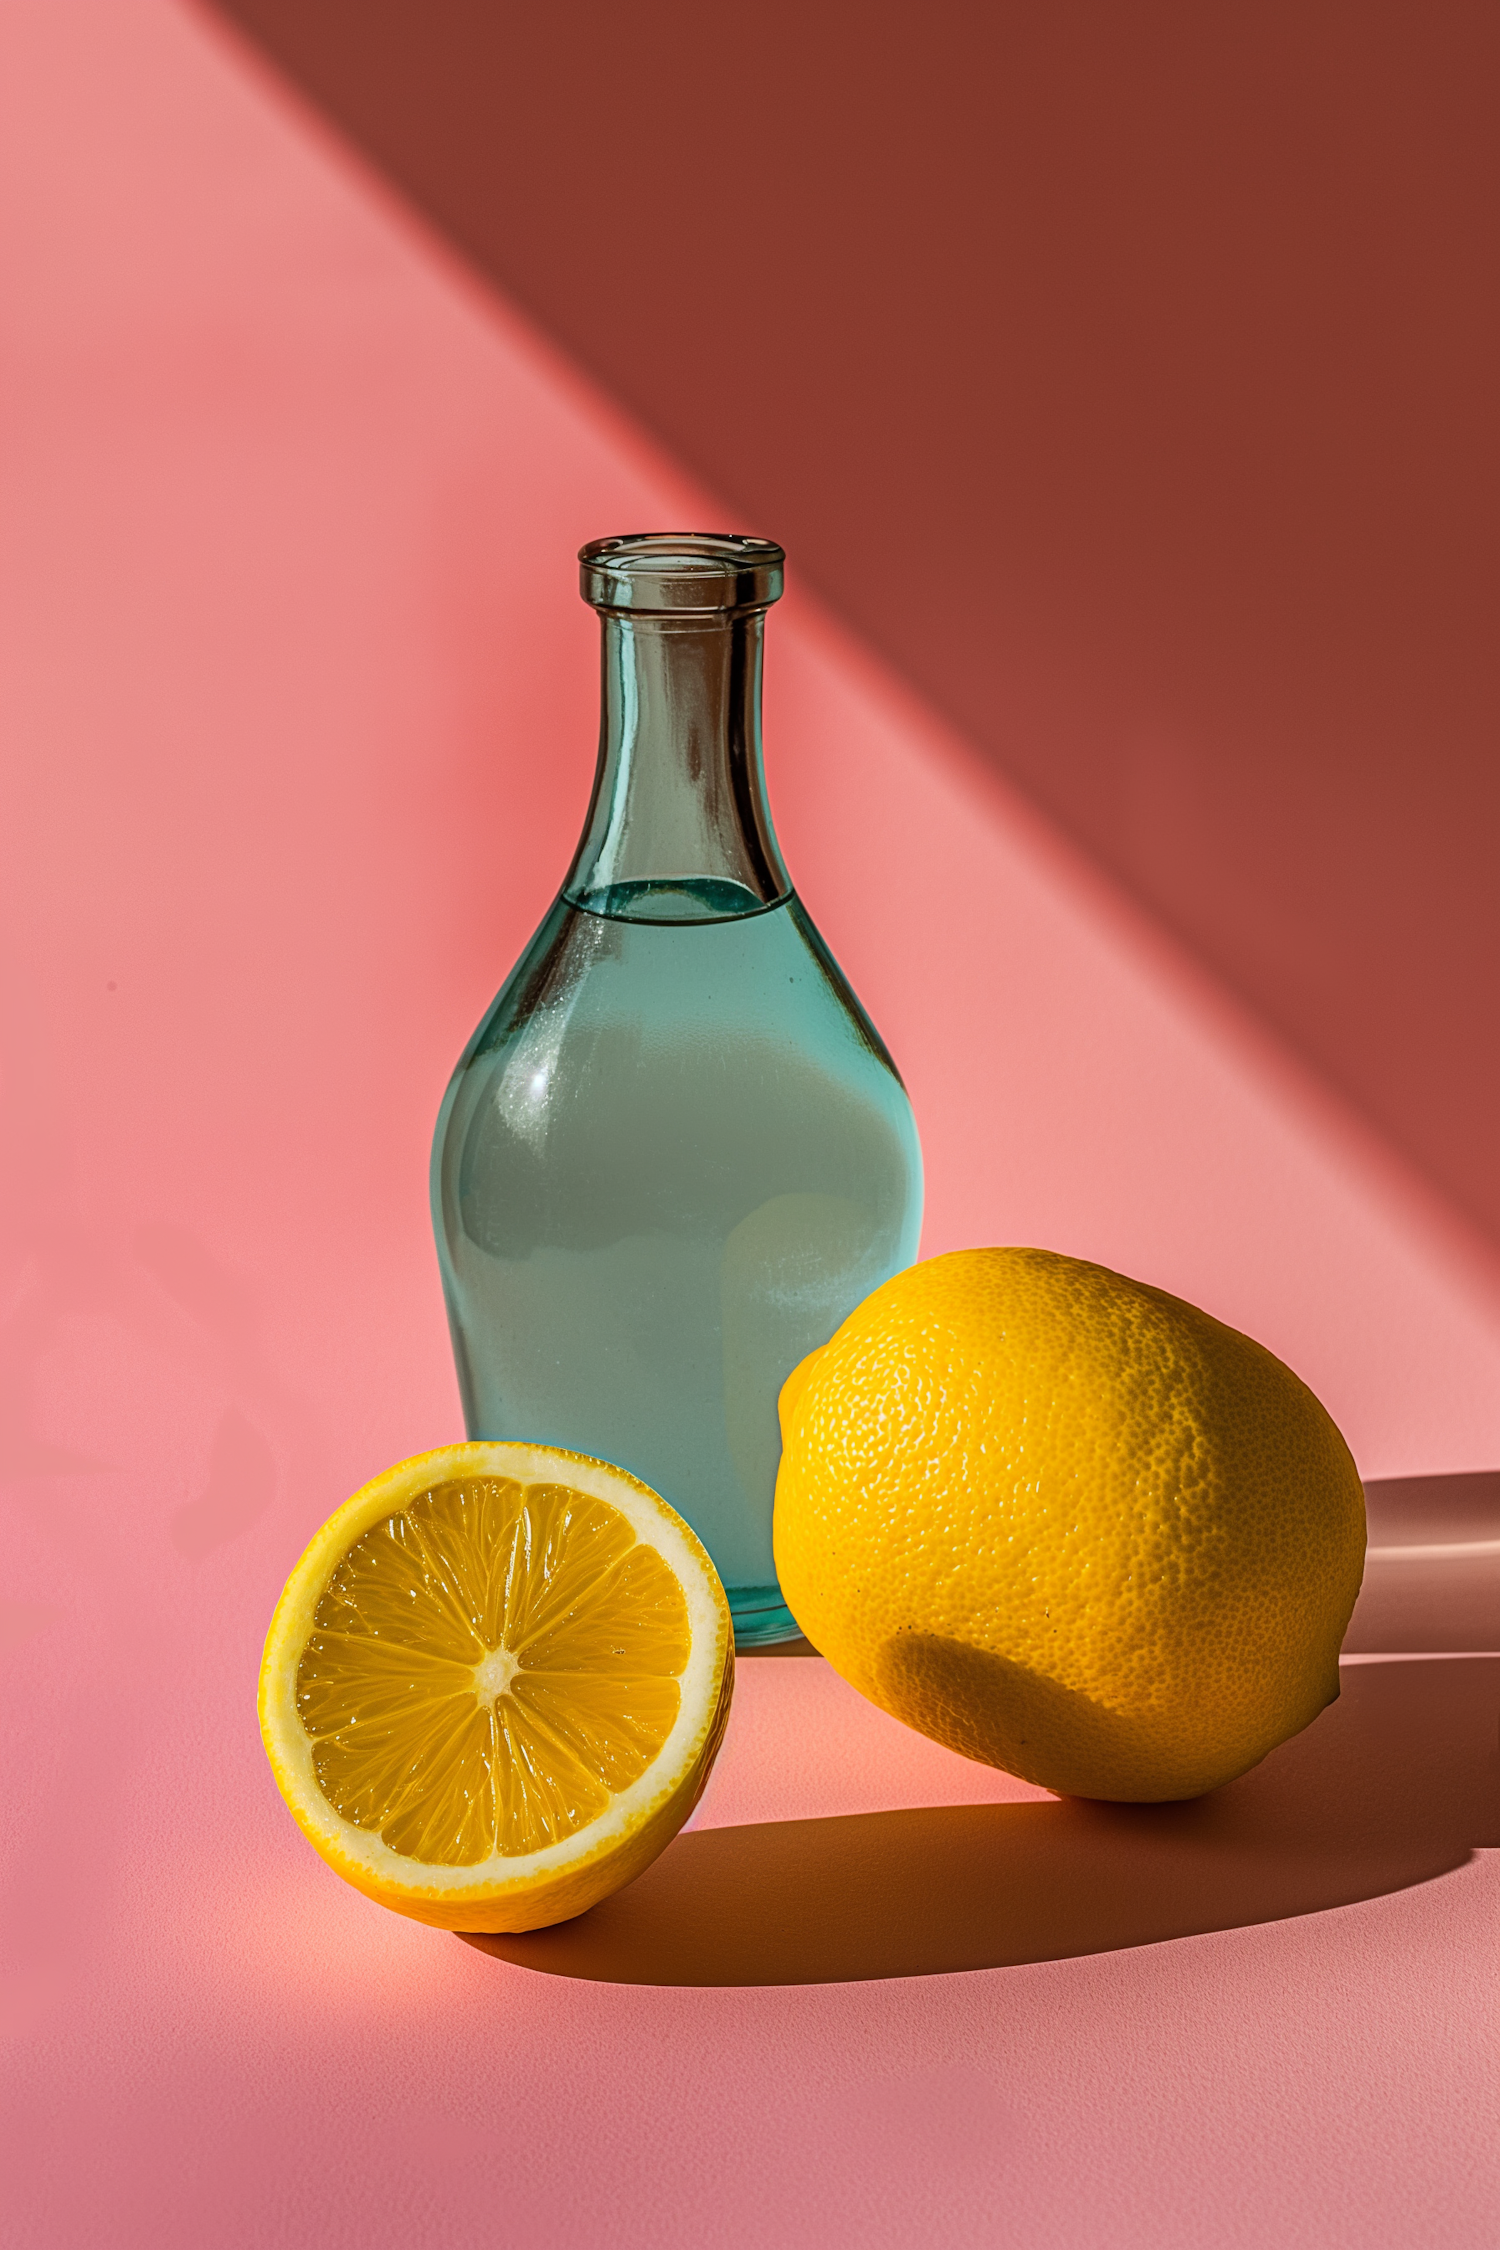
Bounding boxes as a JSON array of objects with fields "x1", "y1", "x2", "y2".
[{"x1": 260, "y1": 1441, "x2": 733, "y2": 1931}]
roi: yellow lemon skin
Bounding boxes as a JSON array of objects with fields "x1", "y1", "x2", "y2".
[{"x1": 773, "y1": 1248, "x2": 1366, "y2": 1801}]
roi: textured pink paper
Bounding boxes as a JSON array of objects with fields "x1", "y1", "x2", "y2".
[{"x1": 1, "y1": 5, "x2": 1496, "y2": 2245}]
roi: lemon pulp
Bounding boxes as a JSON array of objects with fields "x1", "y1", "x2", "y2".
[{"x1": 294, "y1": 1474, "x2": 690, "y2": 1865}]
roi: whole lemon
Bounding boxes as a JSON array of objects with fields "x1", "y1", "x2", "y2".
[{"x1": 773, "y1": 1247, "x2": 1366, "y2": 1800}]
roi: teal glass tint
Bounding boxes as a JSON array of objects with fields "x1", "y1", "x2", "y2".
[{"x1": 431, "y1": 535, "x2": 922, "y2": 1643}]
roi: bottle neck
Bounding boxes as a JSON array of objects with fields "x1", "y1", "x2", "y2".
[{"x1": 563, "y1": 609, "x2": 791, "y2": 923}]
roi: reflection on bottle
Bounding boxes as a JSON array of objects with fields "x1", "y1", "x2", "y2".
[{"x1": 721, "y1": 1192, "x2": 871, "y2": 1520}]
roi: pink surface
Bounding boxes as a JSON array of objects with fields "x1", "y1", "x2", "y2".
[{"x1": 2, "y1": 6, "x2": 1497, "y2": 2245}]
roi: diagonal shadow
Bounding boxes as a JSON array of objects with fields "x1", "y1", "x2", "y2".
[
  {"x1": 463, "y1": 1655, "x2": 1499, "y2": 1986},
  {"x1": 205, "y1": 0, "x2": 1500, "y2": 1255}
]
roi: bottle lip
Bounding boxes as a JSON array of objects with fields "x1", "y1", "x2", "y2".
[{"x1": 579, "y1": 532, "x2": 785, "y2": 616}]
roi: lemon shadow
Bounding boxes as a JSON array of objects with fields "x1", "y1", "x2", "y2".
[
  {"x1": 874, "y1": 1632, "x2": 1254, "y2": 1800},
  {"x1": 461, "y1": 1654, "x2": 1499, "y2": 1985}
]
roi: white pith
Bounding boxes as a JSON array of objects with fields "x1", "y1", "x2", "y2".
[{"x1": 259, "y1": 1440, "x2": 730, "y2": 1902}]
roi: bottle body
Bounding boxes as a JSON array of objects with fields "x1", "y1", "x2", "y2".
[{"x1": 432, "y1": 883, "x2": 921, "y2": 1641}]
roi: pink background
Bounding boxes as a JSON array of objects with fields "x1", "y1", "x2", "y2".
[{"x1": 2, "y1": 5, "x2": 1496, "y2": 2245}]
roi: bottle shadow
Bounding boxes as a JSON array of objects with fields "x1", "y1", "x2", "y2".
[{"x1": 462, "y1": 1655, "x2": 1499, "y2": 1986}]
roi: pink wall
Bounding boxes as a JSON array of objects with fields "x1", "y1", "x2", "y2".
[{"x1": 4, "y1": 1, "x2": 1497, "y2": 1501}]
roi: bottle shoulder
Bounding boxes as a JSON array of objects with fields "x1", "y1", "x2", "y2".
[
  {"x1": 452, "y1": 893, "x2": 907, "y2": 1094},
  {"x1": 776, "y1": 894, "x2": 907, "y2": 1088}
]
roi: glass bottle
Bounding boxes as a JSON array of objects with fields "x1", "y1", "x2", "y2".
[{"x1": 431, "y1": 534, "x2": 923, "y2": 1643}]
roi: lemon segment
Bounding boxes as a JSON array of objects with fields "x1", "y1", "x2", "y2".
[{"x1": 260, "y1": 1442, "x2": 733, "y2": 1931}]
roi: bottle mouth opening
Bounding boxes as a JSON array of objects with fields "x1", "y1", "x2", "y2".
[{"x1": 579, "y1": 532, "x2": 785, "y2": 616}]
